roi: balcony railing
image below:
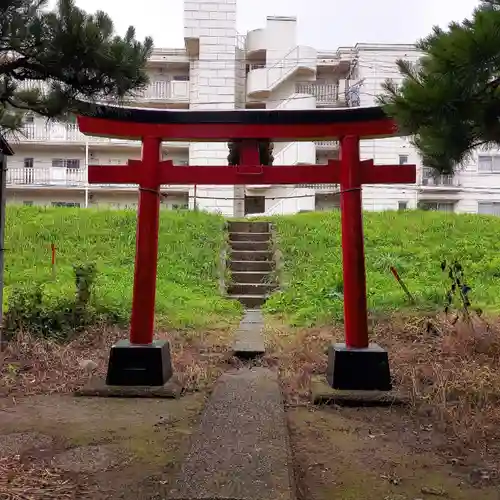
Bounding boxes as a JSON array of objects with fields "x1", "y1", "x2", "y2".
[
  {"x1": 16, "y1": 79, "x2": 188, "y2": 102},
  {"x1": 315, "y1": 140, "x2": 338, "y2": 149},
  {"x1": 421, "y1": 169, "x2": 460, "y2": 187},
  {"x1": 7, "y1": 167, "x2": 190, "y2": 192},
  {"x1": 297, "y1": 183, "x2": 339, "y2": 191},
  {"x1": 8, "y1": 167, "x2": 86, "y2": 187},
  {"x1": 15, "y1": 123, "x2": 189, "y2": 148},
  {"x1": 295, "y1": 83, "x2": 342, "y2": 106}
]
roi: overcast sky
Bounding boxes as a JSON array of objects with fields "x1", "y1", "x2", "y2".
[{"x1": 54, "y1": 0, "x2": 479, "y2": 49}]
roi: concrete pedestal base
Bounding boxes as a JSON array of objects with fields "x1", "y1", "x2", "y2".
[
  {"x1": 311, "y1": 376, "x2": 408, "y2": 406},
  {"x1": 75, "y1": 375, "x2": 182, "y2": 398},
  {"x1": 105, "y1": 339, "x2": 173, "y2": 386},
  {"x1": 326, "y1": 342, "x2": 392, "y2": 391}
]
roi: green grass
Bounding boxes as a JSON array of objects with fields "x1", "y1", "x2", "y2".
[
  {"x1": 5, "y1": 206, "x2": 241, "y2": 329},
  {"x1": 264, "y1": 210, "x2": 500, "y2": 326}
]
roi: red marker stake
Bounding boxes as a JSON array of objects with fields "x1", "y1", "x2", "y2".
[
  {"x1": 390, "y1": 266, "x2": 414, "y2": 304},
  {"x1": 51, "y1": 243, "x2": 56, "y2": 278}
]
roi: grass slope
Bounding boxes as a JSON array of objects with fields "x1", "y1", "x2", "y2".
[
  {"x1": 265, "y1": 210, "x2": 500, "y2": 326},
  {"x1": 5, "y1": 206, "x2": 241, "y2": 329}
]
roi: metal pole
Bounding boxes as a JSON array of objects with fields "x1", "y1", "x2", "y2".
[
  {"x1": 0, "y1": 150, "x2": 7, "y2": 350},
  {"x1": 339, "y1": 135, "x2": 369, "y2": 349}
]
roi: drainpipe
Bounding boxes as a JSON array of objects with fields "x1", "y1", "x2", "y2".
[{"x1": 0, "y1": 135, "x2": 13, "y2": 351}]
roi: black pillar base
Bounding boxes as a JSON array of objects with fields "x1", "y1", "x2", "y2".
[
  {"x1": 106, "y1": 339, "x2": 173, "y2": 386},
  {"x1": 326, "y1": 342, "x2": 392, "y2": 391}
]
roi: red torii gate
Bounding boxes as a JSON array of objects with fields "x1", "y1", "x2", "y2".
[{"x1": 77, "y1": 105, "x2": 416, "y2": 391}]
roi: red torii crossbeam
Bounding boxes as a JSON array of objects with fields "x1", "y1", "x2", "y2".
[{"x1": 78, "y1": 106, "x2": 416, "y2": 391}]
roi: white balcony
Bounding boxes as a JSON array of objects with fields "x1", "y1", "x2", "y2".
[
  {"x1": 295, "y1": 83, "x2": 344, "y2": 107},
  {"x1": 420, "y1": 168, "x2": 461, "y2": 190},
  {"x1": 14, "y1": 123, "x2": 189, "y2": 149},
  {"x1": 16, "y1": 79, "x2": 189, "y2": 103},
  {"x1": 274, "y1": 92, "x2": 316, "y2": 110},
  {"x1": 246, "y1": 46, "x2": 317, "y2": 99},
  {"x1": 7, "y1": 166, "x2": 190, "y2": 193},
  {"x1": 7, "y1": 167, "x2": 86, "y2": 188},
  {"x1": 245, "y1": 28, "x2": 267, "y2": 55}
]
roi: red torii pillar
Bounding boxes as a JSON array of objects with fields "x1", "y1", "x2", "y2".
[{"x1": 88, "y1": 137, "x2": 173, "y2": 385}]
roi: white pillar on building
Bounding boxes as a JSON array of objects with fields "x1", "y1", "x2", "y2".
[{"x1": 184, "y1": 0, "x2": 237, "y2": 216}]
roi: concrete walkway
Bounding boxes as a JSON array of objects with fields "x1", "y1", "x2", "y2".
[
  {"x1": 169, "y1": 303, "x2": 294, "y2": 500},
  {"x1": 169, "y1": 367, "x2": 294, "y2": 500}
]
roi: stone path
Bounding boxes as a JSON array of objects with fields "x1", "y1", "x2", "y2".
[
  {"x1": 171, "y1": 247, "x2": 294, "y2": 499},
  {"x1": 169, "y1": 367, "x2": 293, "y2": 500}
]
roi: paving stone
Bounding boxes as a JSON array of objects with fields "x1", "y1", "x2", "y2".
[
  {"x1": 242, "y1": 309, "x2": 263, "y2": 323},
  {"x1": 233, "y1": 309, "x2": 265, "y2": 357},
  {"x1": 169, "y1": 367, "x2": 293, "y2": 500}
]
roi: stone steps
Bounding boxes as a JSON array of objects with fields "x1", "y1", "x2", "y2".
[
  {"x1": 228, "y1": 221, "x2": 270, "y2": 233},
  {"x1": 227, "y1": 282, "x2": 276, "y2": 296},
  {"x1": 229, "y1": 260, "x2": 274, "y2": 272},
  {"x1": 230, "y1": 231, "x2": 271, "y2": 242},
  {"x1": 226, "y1": 221, "x2": 275, "y2": 309},
  {"x1": 230, "y1": 249, "x2": 273, "y2": 261},
  {"x1": 230, "y1": 240, "x2": 270, "y2": 252},
  {"x1": 231, "y1": 270, "x2": 270, "y2": 284},
  {"x1": 230, "y1": 294, "x2": 269, "y2": 308}
]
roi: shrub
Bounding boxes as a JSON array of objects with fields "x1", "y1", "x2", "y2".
[{"x1": 3, "y1": 262, "x2": 126, "y2": 342}]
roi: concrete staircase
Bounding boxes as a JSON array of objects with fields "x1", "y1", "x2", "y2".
[{"x1": 227, "y1": 221, "x2": 276, "y2": 308}]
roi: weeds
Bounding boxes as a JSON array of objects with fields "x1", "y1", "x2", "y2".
[
  {"x1": 2, "y1": 262, "x2": 120, "y2": 342},
  {"x1": 442, "y1": 259, "x2": 483, "y2": 321}
]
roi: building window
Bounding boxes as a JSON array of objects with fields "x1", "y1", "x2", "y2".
[
  {"x1": 24, "y1": 158, "x2": 34, "y2": 169},
  {"x1": 399, "y1": 155, "x2": 409, "y2": 165},
  {"x1": 173, "y1": 75, "x2": 189, "y2": 81},
  {"x1": 52, "y1": 158, "x2": 80, "y2": 170},
  {"x1": 398, "y1": 201, "x2": 408, "y2": 211},
  {"x1": 24, "y1": 114, "x2": 34, "y2": 124},
  {"x1": 418, "y1": 201, "x2": 455, "y2": 212},
  {"x1": 478, "y1": 155, "x2": 500, "y2": 173},
  {"x1": 51, "y1": 202, "x2": 81, "y2": 208},
  {"x1": 478, "y1": 202, "x2": 500, "y2": 216},
  {"x1": 23, "y1": 201, "x2": 33, "y2": 206},
  {"x1": 66, "y1": 159, "x2": 80, "y2": 170}
]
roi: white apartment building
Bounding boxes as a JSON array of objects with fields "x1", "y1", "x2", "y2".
[{"x1": 6, "y1": 0, "x2": 500, "y2": 216}]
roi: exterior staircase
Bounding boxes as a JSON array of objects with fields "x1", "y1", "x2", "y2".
[{"x1": 227, "y1": 221, "x2": 276, "y2": 308}]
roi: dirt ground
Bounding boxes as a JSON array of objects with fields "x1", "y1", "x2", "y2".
[
  {"x1": 266, "y1": 313, "x2": 500, "y2": 500},
  {"x1": 289, "y1": 406, "x2": 500, "y2": 500},
  {"x1": 1, "y1": 314, "x2": 500, "y2": 499},
  {"x1": 0, "y1": 327, "x2": 233, "y2": 499},
  {"x1": 0, "y1": 393, "x2": 205, "y2": 499}
]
